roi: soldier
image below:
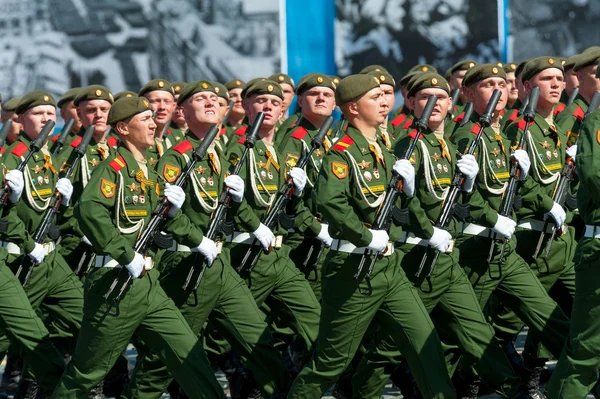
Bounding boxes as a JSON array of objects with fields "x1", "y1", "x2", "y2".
[
  {"x1": 366, "y1": 70, "x2": 400, "y2": 147},
  {"x1": 124, "y1": 80, "x2": 292, "y2": 399},
  {"x1": 268, "y1": 73, "x2": 295, "y2": 119},
  {"x1": 559, "y1": 55, "x2": 581, "y2": 106},
  {"x1": 169, "y1": 81, "x2": 188, "y2": 143},
  {"x1": 490, "y1": 56, "x2": 577, "y2": 394},
  {"x1": 212, "y1": 81, "x2": 233, "y2": 147},
  {"x1": 502, "y1": 60, "x2": 531, "y2": 129},
  {"x1": 113, "y1": 91, "x2": 138, "y2": 102},
  {"x1": 51, "y1": 96, "x2": 226, "y2": 399},
  {"x1": 445, "y1": 59, "x2": 477, "y2": 116},
  {"x1": 1, "y1": 97, "x2": 23, "y2": 153},
  {"x1": 56, "y1": 87, "x2": 83, "y2": 137},
  {"x1": 546, "y1": 65, "x2": 600, "y2": 399},
  {"x1": 286, "y1": 74, "x2": 456, "y2": 399},
  {"x1": 389, "y1": 71, "x2": 421, "y2": 126},
  {"x1": 504, "y1": 62, "x2": 519, "y2": 109},
  {"x1": 224, "y1": 79, "x2": 246, "y2": 130},
  {"x1": 139, "y1": 79, "x2": 178, "y2": 164}
]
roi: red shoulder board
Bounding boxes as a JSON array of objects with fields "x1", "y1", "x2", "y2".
[
  {"x1": 173, "y1": 140, "x2": 193, "y2": 154},
  {"x1": 332, "y1": 135, "x2": 355, "y2": 151},
  {"x1": 499, "y1": 109, "x2": 505, "y2": 117},
  {"x1": 402, "y1": 119, "x2": 414, "y2": 129},
  {"x1": 508, "y1": 109, "x2": 519, "y2": 123},
  {"x1": 11, "y1": 142, "x2": 28, "y2": 157},
  {"x1": 50, "y1": 135, "x2": 59, "y2": 142},
  {"x1": 219, "y1": 126, "x2": 227, "y2": 135},
  {"x1": 516, "y1": 119, "x2": 533, "y2": 131},
  {"x1": 470, "y1": 123, "x2": 482, "y2": 134},
  {"x1": 554, "y1": 103, "x2": 566, "y2": 116},
  {"x1": 291, "y1": 126, "x2": 309, "y2": 140},
  {"x1": 0, "y1": 146, "x2": 5, "y2": 154},
  {"x1": 573, "y1": 105, "x2": 585, "y2": 122},
  {"x1": 107, "y1": 136, "x2": 118, "y2": 147},
  {"x1": 70, "y1": 136, "x2": 83, "y2": 148},
  {"x1": 237, "y1": 136, "x2": 246, "y2": 144},
  {"x1": 109, "y1": 156, "x2": 126, "y2": 172},
  {"x1": 454, "y1": 112, "x2": 465, "y2": 123},
  {"x1": 167, "y1": 128, "x2": 172, "y2": 135},
  {"x1": 407, "y1": 129, "x2": 426, "y2": 139},
  {"x1": 391, "y1": 113, "x2": 407, "y2": 127},
  {"x1": 234, "y1": 126, "x2": 247, "y2": 136}
]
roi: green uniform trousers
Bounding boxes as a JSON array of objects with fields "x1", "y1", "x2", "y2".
[
  {"x1": 547, "y1": 237, "x2": 600, "y2": 399},
  {"x1": 351, "y1": 245, "x2": 521, "y2": 399},
  {"x1": 287, "y1": 249, "x2": 456, "y2": 399},
  {"x1": 489, "y1": 227, "x2": 576, "y2": 361},
  {"x1": 0, "y1": 263, "x2": 65, "y2": 392},
  {"x1": 125, "y1": 249, "x2": 290, "y2": 399},
  {"x1": 51, "y1": 267, "x2": 224, "y2": 399},
  {"x1": 287, "y1": 234, "x2": 328, "y2": 301}
]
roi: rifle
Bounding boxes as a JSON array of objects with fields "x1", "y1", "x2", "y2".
[
  {"x1": 181, "y1": 112, "x2": 264, "y2": 305},
  {"x1": 355, "y1": 96, "x2": 437, "y2": 295},
  {"x1": 458, "y1": 102, "x2": 474, "y2": 128},
  {"x1": 51, "y1": 119, "x2": 75, "y2": 156},
  {"x1": 565, "y1": 87, "x2": 579, "y2": 108},
  {"x1": 486, "y1": 87, "x2": 540, "y2": 263},
  {"x1": 415, "y1": 89, "x2": 503, "y2": 278},
  {"x1": 333, "y1": 116, "x2": 347, "y2": 140},
  {"x1": 102, "y1": 125, "x2": 219, "y2": 315},
  {"x1": 15, "y1": 125, "x2": 95, "y2": 284},
  {"x1": 532, "y1": 91, "x2": 600, "y2": 259},
  {"x1": 517, "y1": 96, "x2": 529, "y2": 117},
  {"x1": 236, "y1": 116, "x2": 335, "y2": 277},
  {"x1": 0, "y1": 121, "x2": 55, "y2": 210},
  {"x1": 0, "y1": 120, "x2": 13, "y2": 151},
  {"x1": 447, "y1": 88, "x2": 461, "y2": 120}
]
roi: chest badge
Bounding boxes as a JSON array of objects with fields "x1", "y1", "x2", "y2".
[
  {"x1": 358, "y1": 160, "x2": 371, "y2": 169},
  {"x1": 432, "y1": 153, "x2": 441, "y2": 162},
  {"x1": 540, "y1": 140, "x2": 550, "y2": 149}
]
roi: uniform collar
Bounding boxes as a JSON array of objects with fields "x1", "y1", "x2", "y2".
[{"x1": 345, "y1": 124, "x2": 386, "y2": 156}]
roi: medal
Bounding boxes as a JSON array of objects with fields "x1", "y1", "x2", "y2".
[
  {"x1": 200, "y1": 177, "x2": 207, "y2": 186},
  {"x1": 373, "y1": 170, "x2": 380, "y2": 179},
  {"x1": 553, "y1": 149, "x2": 558, "y2": 158},
  {"x1": 44, "y1": 175, "x2": 49, "y2": 184},
  {"x1": 540, "y1": 140, "x2": 550, "y2": 149},
  {"x1": 432, "y1": 153, "x2": 441, "y2": 162},
  {"x1": 437, "y1": 164, "x2": 443, "y2": 173},
  {"x1": 359, "y1": 160, "x2": 371, "y2": 169},
  {"x1": 125, "y1": 196, "x2": 131, "y2": 204},
  {"x1": 267, "y1": 171, "x2": 273, "y2": 180},
  {"x1": 127, "y1": 183, "x2": 138, "y2": 192},
  {"x1": 208, "y1": 176, "x2": 214, "y2": 186},
  {"x1": 140, "y1": 194, "x2": 145, "y2": 204},
  {"x1": 89, "y1": 158, "x2": 99, "y2": 167},
  {"x1": 260, "y1": 170, "x2": 267, "y2": 180},
  {"x1": 364, "y1": 171, "x2": 372, "y2": 181},
  {"x1": 501, "y1": 159, "x2": 506, "y2": 167},
  {"x1": 546, "y1": 150, "x2": 552, "y2": 160},
  {"x1": 443, "y1": 164, "x2": 448, "y2": 173},
  {"x1": 37, "y1": 176, "x2": 43, "y2": 185},
  {"x1": 492, "y1": 148, "x2": 501, "y2": 157},
  {"x1": 496, "y1": 159, "x2": 501, "y2": 169},
  {"x1": 257, "y1": 160, "x2": 266, "y2": 169},
  {"x1": 32, "y1": 165, "x2": 42, "y2": 174},
  {"x1": 195, "y1": 165, "x2": 206, "y2": 175},
  {"x1": 133, "y1": 195, "x2": 139, "y2": 204}
]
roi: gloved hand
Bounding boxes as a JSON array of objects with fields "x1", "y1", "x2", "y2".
[
  {"x1": 511, "y1": 149, "x2": 531, "y2": 180},
  {"x1": 456, "y1": 154, "x2": 479, "y2": 192},
  {"x1": 544, "y1": 202, "x2": 566, "y2": 228},
  {"x1": 393, "y1": 159, "x2": 415, "y2": 197},
  {"x1": 82, "y1": 236, "x2": 92, "y2": 246},
  {"x1": 165, "y1": 183, "x2": 186, "y2": 217},
  {"x1": 252, "y1": 223, "x2": 275, "y2": 251},
  {"x1": 5, "y1": 170, "x2": 24, "y2": 203},
  {"x1": 289, "y1": 167, "x2": 307, "y2": 196},
  {"x1": 427, "y1": 227, "x2": 452, "y2": 252},
  {"x1": 192, "y1": 236, "x2": 219, "y2": 264},
  {"x1": 125, "y1": 252, "x2": 145, "y2": 278},
  {"x1": 225, "y1": 175, "x2": 245, "y2": 203},
  {"x1": 367, "y1": 229, "x2": 389, "y2": 253},
  {"x1": 55, "y1": 178, "x2": 73, "y2": 206},
  {"x1": 566, "y1": 144, "x2": 577, "y2": 162},
  {"x1": 27, "y1": 243, "x2": 46, "y2": 265},
  {"x1": 316, "y1": 223, "x2": 333, "y2": 247},
  {"x1": 492, "y1": 215, "x2": 516, "y2": 239}
]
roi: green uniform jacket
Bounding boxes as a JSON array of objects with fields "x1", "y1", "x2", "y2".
[
  {"x1": 575, "y1": 109, "x2": 600, "y2": 225},
  {"x1": 554, "y1": 94, "x2": 588, "y2": 147}
]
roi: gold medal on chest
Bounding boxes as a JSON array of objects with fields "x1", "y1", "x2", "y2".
[
  {"x1": 432, "y1": 153, "x2": 441, "y2": 162},
  {"x1": 195, "y1": 165, "x2": 206, "y2": 175},
  {"x1": 364, "y1": 171, "x2": 372, "y2": 181},
  {"x1": 491, "y1": 148, "x2": 501, "y2": 157},
  {"x1": 89, "y1": 158, "x2": 99, "y2": 167},
  {"x1": 359, "y1": 160, "x2": 371, "y2": 169},
  {"x1": 373, "y1": 170, "x2": 380, "y2": 179},
  {"x1": 540, "y1": 140, "x2": 550, "y2": 149},
  {"x1": 127, "y1": 183, "x2": 139, "y2": 192}
]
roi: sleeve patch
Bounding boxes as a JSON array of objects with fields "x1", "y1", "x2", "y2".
[
  {"x1": 331, "y1": 161, "x2": 348, "y2": 179},
  {"x1": 228, "y1": 152, "x2": 241, "y2": 167},
  {"x1": 163, "y1": 164, "x2": 181, "y2": 183},
  {"x1": 100, "y1": 179, "x2": 116, "y2": 198},
  {"x1": 285, "y1": 153, "x2": 299, "y2": 167}
]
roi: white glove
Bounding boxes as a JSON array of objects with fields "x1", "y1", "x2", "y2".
[
  {"x1": 289, "y1": 167, "x2": 307, "y2": 196},
  {"x1": 82, "y1": 236, "x2": 92, "y2": 246},
  {"x1": 55, "y1": 178, "x2": 73, "y2": 206},
  {"x1": 367, "y1": 229, "x2": 389, "y2": 253},
  {"x1": 427, "y1": 227, "x2": 452, "y2": 253},
  {"x1": 544, "y1": 202, "x2": 566, "y2": 228},
  {"x1": 316, "y1": 223, "x2": 333, "y2": 247},
  {"x1": 27, "y1": 243, "x2": 46, "y2": 265},
  {"x1": 192, "y1": 236, "x2": 219, "y2": 265},
  {"x1": 511, "y1": 149, "x2": 531, "y2": 180},
  {"x1": 456, "y1": 154, "x2": 479, "y2": 192},
  {"x1": 252, "y1": 223, "x2": 275, "y2": 251},
  {"x1": 393, "y1": 159, "x2": 415, "y2": 197},
  {"x1": 566, "y1": 145, "x2": 577, "y2": 162},
  {"x1": 225, "y1": 175, "x2": 245, "y2": 203},
  {"x1": 165, "y1": 183, "x2": 186, "y2": 217},
  {"x1": 492, "y1": 215, "x2": 516, "y2": 239},
  {"x1": 125, "y1": 252, "x2": 145, "y2": 279},
  {"x1": 5, "y1": 170, "x2": 24, "y2": 203}
]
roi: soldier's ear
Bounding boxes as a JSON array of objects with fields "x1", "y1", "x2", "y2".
[
  {"x1": 407, "y1": 96, "x2": 416, "y2": 111},
  {"x1": 523, "y1": 80, "x2": 532, "y2": 93},
  {"x1": 115, "y1": 121, "x2": 128, "y2": 136}
]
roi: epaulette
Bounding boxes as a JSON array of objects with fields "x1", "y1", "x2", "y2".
[
  {"x1": 332, "y1": 135, "x2": 355, "y2": 151},
  {"x1": 173, "y1": 140, "x2": 193, "y2": 154},
  {"x1": 291, "y1": 126, "x2": 309, "y2": 140},
  {"x1": 402, "y1": 119, "x2": 414, "y2": 130},
  {"x1": 407, "y1": 129, "x2": 426, "y2": 139},
  {"x1": 516, "y1": 119, "x2": 533, "y2": 131},
  {"x1": 391, "y1": 113, "x2": 408, "y2": 127},
  {"x1": 499, "y1": 109, "x2": 505, "y2": 117},
  {"x1": 554, "y1": 103, "x2": 566, "y2": 116},
  {"x1": 454, "y1": 112, "x2": 466, "y2": 124},
  {"x1": 11, "y1": 142, "x2": 28, "y2": 157},
  {"x1": 0, "y1": 147, "x2": 5, "y2": 154},
  {"x1": 107, "y1": 136, "x2": 118, "y2": 148},
  {"x1": 234, "y1": 126, "x2": 247, "y2": 136},
  {"x1": 470, "y1": 123, "x2": 481, "y2": 134},
  {"x1": 167, "y1": 128, "x2": 172, "y2": 135},
  {"x1": 109, "y1": 156, "x2": 126, "y2": 172},
  {"x1": 70, "y1": 136, "x2": 83, "y2": 147},
  {"x1": 219, "y1": 126, "x2": 227, "y2": 135},
  {"x1": 507, "y1": 109, "x2": 519, "y2": 124},
  {"x1": 573, "y1": 105, "x2": 585, "y2": 122},
  {"x1": 238, "y1": 136, "x2": 246, "y2": 144},
  {"x1": 50, "y1": 135, "x2": 59, "y2": 143}
]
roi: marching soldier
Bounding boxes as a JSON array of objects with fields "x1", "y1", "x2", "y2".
[
  {"x1": 445, "y1": 59, "x2": 477, "y2": 116},
  {"x1": 560, "y1": 55, "x2": 581, "y2": 106},
  {"x1": 113, "y1": 91, "x2": 138, "y2": 102},
  {"x1": 224, "y1": 79, "x2": 246, "y2": 130},
  {"x1": 212, "y1": 81, "x2": 233, "y2": 147},
  {"x1": 1, "y1": 97, "x2": 23, "y2": 153},
  {"x1": 504, "y1": 62, "x2": 519, "y2": 109},
  {"x1": 56, "y1": 87, "x2": 83, "y2": 139},
  {"x1": 366, "y1": 70, "x2": 400, "y2": 147},
  {"x1": 287, "y1": 74, "x2": 456, "y2": 399},
  {"x1": 170, "y1": 81, "x2": 188, "y2": 144},
  {"x1": 501, "y1": 60, "x2": 531, "y2": 129},
  {"x1": 268, "y1": 73, "x2": 296, "y2": 120},
  {"x1": 138, "y1": 79, "x2": 176, "y2": 166},
  {"x1": 51, "y1": 96, "x2": 226, "y2": 399}
]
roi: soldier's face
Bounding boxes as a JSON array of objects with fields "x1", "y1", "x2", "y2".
[
  {"x1": 1, "y1": 112, "x2": 22, "y2": 143},
  {"x1": 505, "y1": 72, "x2": 519, "y2": 104},
  {"x1": 468, "y1": 77, "x2": 507, "y2": 115},
  {"x1": 409, "y1": 88, "x2": 451, "y2": 124},
  {"x1": 526, "y1": 68, "x2": 564, "y2": 107},
  {"x1": 182, "y1": 91, "x2": 220, "y2": 128},
  {"x1": 565, "y1": 69, "x2": 579, "y2": 94},
  {"x1": 229, "y1": 88, "x2": 245, "y2": 116},
  {"x1": 118, "y1": 110, "x2": 156, "y2": 148},
  {"x1": 20, "y1": 105, "x2": 56, "y2": 140},
  {"x1": 297, "y1": 87, "x2": 336, "y2": 119},
  {"x1": 380, "y1": 84, "x2": 395, "y2": 115},
  {"x1": 450, "y1": 70, "x2": 468, "y2": 101},
  {"x1": 172, "y1": 105, "x2": 186, "y2": 126},
  {"x1": 353, "y1": 87, "x2": 388, "y2": 127},
  {"x1": 145, "y1": 91, "x2": 175, "y2": 127},
  {"x1": 576, "y1": 64, "x2": 600, "y2": 95},
  {"x1": 60, "y1": 101, "x2": 82, "y2": 133},
  {"x1": 280, "y1": 83, "x2": 295, "y2": 114},
  {"x1": 244, "y1": 94, "x2": 283, "y2": 130},
  {"x1": 217, "y1": 97, "x2": 230, "y2": 124},
  {"x1": 77, "y1": 99, "x2": 111, "y2": 137}
]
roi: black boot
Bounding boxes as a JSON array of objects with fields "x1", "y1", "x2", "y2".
[
  {"x1": 14, "y1": 378, "x2": 39, "y2": 399},
  {"x1": 218, "y1": 351, "x2": 260, "y2": 399},
  {"x1": 452, "y1": 368, "x2": 480, "y2": 399},
  {"x1": 0, "y1": 355, "x2": 23, "y2": 397},
  {"x1": 331, "y1": 369, "x2": 353, "y2": 399},
  {"x1": 501, "y1": 336, "x2": 524, "y2": 375},
  {"x1": 390, "y1": 361, "x2": 423, "y2": 399},
  {"x1": 512, "y1": 364, "x2": 546, "y2": 399}
]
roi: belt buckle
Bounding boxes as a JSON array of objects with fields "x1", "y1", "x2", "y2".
[
  {"x1": 445, "y1": 240, "x2": 455, "y2": 253},
  {"x1": 272, "y1": 235, "x2": 283, "y2": 249},
  {"x1": 216, "y1": 241, "x2": 223, "y2": 254},
  {"x1": 383, "y1": 242, "x2": 394, "y2": 256},
  {"x1": 42, "y1": 243, "x2": 52, "y2": 255},
  {"x1": 144, "y1": 256, "x2": 153, "y2": 271}
]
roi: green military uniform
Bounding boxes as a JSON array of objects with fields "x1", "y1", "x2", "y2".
[
  {"x1": 287, "y1": 74, "x2": 455, "y2": 399},
  {"x1": 547, "y1": 108, "x2": 600, "y2": 398},
  {"x1": 52, "y1": 97, "x2": 225, "y2": 398},
  {"x1": 125, "y1": 81, "x2": 291, "y2": 399},
  {"x1": 276, "y1": 111, "x2": 301, "y2": 139}
]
